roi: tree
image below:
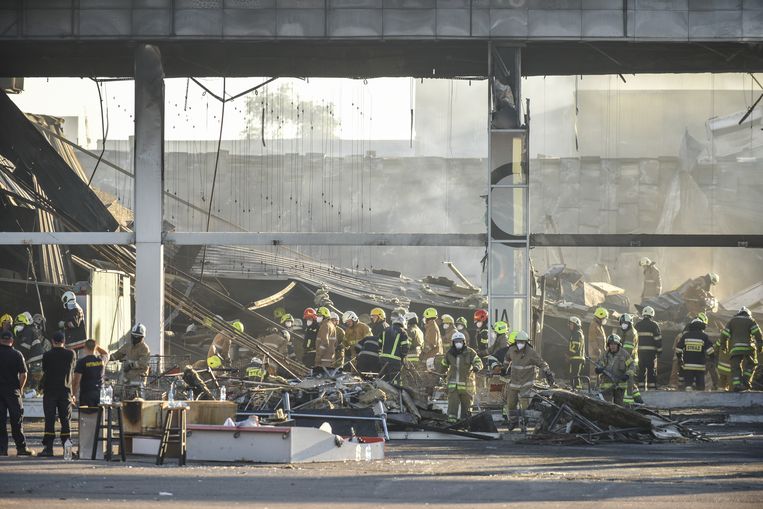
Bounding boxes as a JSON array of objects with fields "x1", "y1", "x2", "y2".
[{"x1": 242, "y1": 82, "x2": 340, "y2": 141}]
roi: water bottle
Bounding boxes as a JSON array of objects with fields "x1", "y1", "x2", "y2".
[
  {"x1": 219, "y1": 386, "x2": 226, "y2": 401},
  {"x1": 187, "y1": 388, "x2": 194, "y2": 402},
  {"x1": 105, "y1": 384, "x2": 113, "y2": 405},
  {"x1": 168, "y1": 382, "x2": 175, "y2": 404},
  {"x1": 63, "y1": 439, "x2": 72, "y2": 461},
  {"x1": 99, "y1": 385, "x2": 106, "y2": 405}
]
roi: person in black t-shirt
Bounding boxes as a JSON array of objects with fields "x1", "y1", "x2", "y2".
[
  {"x1": 72, "y1": 339, "x2": 110, "y2": 410},
  {"x1": 0, "y1": 331, "x2": 33, "y2": 455},
  {"x1": 39, "y1": 331, "x2": 76, "y2": 457}
]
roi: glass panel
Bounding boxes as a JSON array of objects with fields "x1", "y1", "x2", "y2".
[
  {"x1": 490, "y1": 131, "x2": 527, "y2": 185},
  {"x1": 490, "y1": 297, "x2": 527, "y2": 333},
  {"x1": 490, "y1": 187, "x2": 526, "y2": 237},
  {"x1": 490, "y1": 242, "x2": 526, "y2": 295}
]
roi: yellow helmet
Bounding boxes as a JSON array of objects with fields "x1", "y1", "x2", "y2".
[
  {"x1": 370, "y1": 307, "x2": 386, "y2": 320},
  {"x1": 493, "y1": 321, "x2": 509, "y2": 335},
  {"x1": 207, "y1": 354, "x2": 223, "y2": 369},
  {"x1": 0, "y1": 314, "x2": 11, "y2": 325},
  {"x1": 594, "y1": 307, "x2": 609, "y2": 320},
  {"x1": 273, "y1": 306, "x2": 287, "y2": 320},
  {"x1": 422, "y1": 307, "x2": 438, "y2": 320},
  {"x1": 229, "y1": 320, "x2": 244, "y2": 333},
  {"x1": 441, "y1": 314, "x2": 454, "y2": 325},
  {"x1": 507, "y1": 330, "x2": 518, "y2": 345},
  {"x1": 697, "y1": 312, "x2": 709, "y2": 325},
  {"x1": 280, "y1": 313, "x2": 294, "y2": 325},
  {"x1": 16, "y1": 313, "x2": 31, "y2": 326},
  {"x1": 317, "y1": 306, "x2": 331, "y2": 319},
  {"x1": 202, "y1": 316, "x2": 214, "y2": 328}
]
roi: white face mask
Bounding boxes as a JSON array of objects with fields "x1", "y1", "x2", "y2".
[
  {"x1": 442, "y1": 323, "x2": 450, "y2": 330},
  {"x1": 454, "y1": 342, "x2": 464, "y2": 350},
  {"x1": 601, "y1": 319, "x2": 608, "y2": 326},
  {"x1": 621, "y1": 323, "x2": 628, "y2": 330},
  {"x1": 476, "y1": 321, "x2": 483, "y2": 328},
  {"x1": 456, "y1": 324, "x2": 464, "y2": 331},
  {"x1": 306, "y1": 320, "x2": 313, "y2": 326},
  {"x1": 316, "y1": 317, "x2": 323, "y2": 323},
  {"x1": 516, "y1": 342, "x2": 526, "y2": 350},
  {"x1": 285, "y1": 321, "x2": 293, "y2": 328}
]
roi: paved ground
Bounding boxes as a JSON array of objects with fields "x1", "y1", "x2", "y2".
[{"x1": 1, "y1": 420, "x2": 762, "y2": 508}]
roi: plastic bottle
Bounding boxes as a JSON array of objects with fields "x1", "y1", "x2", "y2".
[
  {"x1": 99, "y1": 385, "x2": 106, "y2": 405},
  {"x1": 168, "y1": 382, "x2": 175, "y2": 405},
  {"x1": 187, "y1": 388, "x2": 194, "y2": 402},
  {"x1": 64, "y1": 439, "x2": 72, "y2": 461},
  {"x1": 105, "y1": 384, "x2": 113, "y2": 404},
  {"x1": 219, "y1": 385, "x2": 226, "y2": 401}
]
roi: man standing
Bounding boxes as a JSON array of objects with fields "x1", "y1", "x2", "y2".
[
  {"x1": 301, "y1": 308, "x2": 320, "y2": 367},
  {"x1": 72, "y1": 339, "x2": 110, "y2": 408},
  {"x1": 567, "y1": 317, "x2": 586, "y2": 388},
  {"x1": 369, "y1": 308, "x2": 388, "y2": 338},
  {"x1": 595, "y1": 334, "x2": 635, "y2": 406},
  {"x1": 440, "y1": 331, "x2": 483, "y2": 423},
  {"x1": 472, "y1": 309, "x2": 490, "y2": 358},
  {"x1": 635, "y1": 306, "x2": 662, "y2": 390},
  {"x1": 421, "y1": 308, "x2": 442, "y2": 363},
  {"x1": 39, "y1": 331, "x2": 76, "y2": 457},
  {"x1": 676, "y1": 318, "x2": 715, "y2": 391},
  {"x1": 61, "y1": 291, "x2": 85, "y2": 347},
  {"x1": 0, "y1": 331, "x2": 33, "y2": 456},
  {"x1": 639, "y1": 257, "x2": 662, "y2": 302},
  {"x1": 503, "y1": 331, "x2": 554, "y2": 431},
  {"x1": 588, "y1": 307, "x2": 608, "y2": 377},
  {"x1": 315, "y1": 307, "x2": 337, "y2": 368},
  {"x1": 721, "y1": 307, "x2": 761, "y2": 392},
  {"x1": 342, "y1": 311, "x2": 371, "y2": 365},
  {"x1": 378, "y1": 315, "x2": 409, "y2": 383},
  {"x1": 111, "y1": 323, "x2": 151, "y2": 399},
  {"x1": 403, "y1": 312, "x2": 424, "y2": 367}
]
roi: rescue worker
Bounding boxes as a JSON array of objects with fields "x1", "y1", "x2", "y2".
[
  {"x1": 404, "y1": 312, "x2": 424, "y2": 367},
  {"x1": 207, "y1": 319, "x2": 242, "y2": 366},
  {"x1": 714, "y1": 322, "x2": 732, "y2": 391},
  {"x1": 0, "y1": 331, "x2": 33, "y2": 456},
  {"x1": 39, "y1": 331, "x2": 75, "y2": 457},
  {"x1": 244, "y1": 357, "x2": 289, "y2": 385},
  {"x1": 676, "y1": 317, "x2": 715, "y2": 391},
  {"x1": 440, "y1": 331, "x2": 483, "y2": 423},
  {"x1": 315, "y1": 307, "x2": 337, "y2": 368},
  {"x1": 330, "y1": 312, "x2": 346, "y2": 367},
  {"x1": 441, "y1": 314, "x2": 456, "y2": 343},
  {"x1": 273, "y1": 307, "x2": 287, "y2": 323},
  {"x1": 72, "y1": 339, "x2": 109, "y2": 409},
  {"x1": 13, "y1": 312, "x2": 34, "y2": 361},
  {"x1": 378, "y1": 315, "x2": 409, "y2": 383},
  {"x1": 619, "y1": 314, "x2": 643, "y2": 405},
  {"x1": 342, "y1": 311, "x2": 371, "y2": 365},
  {"x1": 721, "y1": 307, "x2": 761, "y2": 392},
  {"x1": 489, "y1": 321, "x2": 510, "y2": 359},
  {"x1": 639, "y1": 257, "x2": 662, "y2": 301},
  {"x1": 594, "y1": 334, "x2": 635, "y2": 406},
  {"x1": 567, "y1": 316, "x2": 585, "y2": 388},
  {"x1": 354, "y1": 335, "x2": 380, "y2": 375},
  {"x1": 369, "y1": 308, "x2": 388, "y2": 338},
  {"x1": 588, "y1": 307, "x2": 609, "y2": 377},
  {"x1": 27, "y1": 314, "x2": 48, "y2": 367},
  {"x1": 421, "y1": 307, "x2": 442, "y2": 363},
  {"x1": 111, "y1": 323, "x2": 151, "y2": 399},
  {"x1": 503, "y1": 331, "x2": 554, "y2": 431},
  {"x1": 302, "y1": 308, "x2": 320, "y2": 367},
  {"x1": 635, "y1": 306, "x2": 662, "y2": 390},
  {"x1": 261, "y1": 326, "x2": 289, "y2": 357},
  {"x1": 472, "y1": 309, "x2": 490, "y2": 357},
  {"x1": 0, "y1": 314, "x2": 12, "y2": 334},
  {"x1": 682, "y1": 272, "x2": 719, "y2": 318},
  {"x1": 61, "y1": 291, "x2": 85, "y2": 347}
]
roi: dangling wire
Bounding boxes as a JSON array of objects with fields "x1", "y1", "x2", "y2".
[{"x1": 87, "y1": 77, "x2": 109, "y2": 187}]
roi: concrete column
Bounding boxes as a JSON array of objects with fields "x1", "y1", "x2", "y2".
[{"x1": 133, "y1": 44, "x2": 165, "y2": 359}]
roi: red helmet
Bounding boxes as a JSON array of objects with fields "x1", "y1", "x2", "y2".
[
  {"x1": 473, "y1": 309, "x2": 488, "y2": 322},
  {"x1": 303, "y1": 307, "x2": 317, "y2": 320}
]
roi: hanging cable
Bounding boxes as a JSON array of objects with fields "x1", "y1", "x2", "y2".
[{"x1": 87, "y1": 77, "x2": 109, "y2": 187}]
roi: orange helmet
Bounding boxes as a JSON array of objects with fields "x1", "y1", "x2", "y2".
[
  {"x1": 303, "y1": 307, "x2": 317, "y2": 320},
  {"x1": 473, "y1": 309, "x2": 488, "y2": 322}
]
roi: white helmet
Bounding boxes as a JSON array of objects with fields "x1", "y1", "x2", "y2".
[
  {"x1": 391, "y1": 314, "x2": 405, "y2": 326},
  {"x1": 568, "y1": 316, "x2": 582, "y2": 327},
  {"x1": 514, "y1": 331, "x2": 530, "y2": 343},
  {"x1": 329, "y1": 311, "x2": 340, "y2": 321},
  {"x1": 404, "y1": 311, "x2": 418, "y2": 322},
  {"x1": 342, "y1": 311, "x2": 358, "y2": 323},
  {"x1": 639, "y1": 257, "x2": 651, "y2": 267},
  {"x1": 451, "y1": 331, "x2": 466, "y2": 342},
  {"x1": 708, "y1": 273, "x2": 720, "y2": 285},
  {"x1": 62, "y1": 291, "x2": 76, "y2": 305},
  {"x1": 131, "y1": 323, "x2": 146, "y2": 337},
  {"x1": 642, "y1": 306, "x2": 655, "y2": 318}
]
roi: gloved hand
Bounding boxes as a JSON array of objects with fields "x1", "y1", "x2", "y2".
[
  {"x1": 123, "y1": 360, "x2": 133, "y2": 372},
  {"x1": 502, "y1": 366, "x2": 511, "y2": 377},
  {"x1": 545, "y1": 371, "x2": 555, "y2": 386},
  {"x1": 594, "y1": 366, "x2": 604, "y2": 374},
  {"x1": 618, "y1": 374, "x2": 629, "y2": 382}
]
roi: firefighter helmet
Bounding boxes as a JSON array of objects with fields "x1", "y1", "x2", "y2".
[
  {"x1": 230, "y1": 320, "x2": 244, "y2": 333},
  {"x1": 708, "y1": 273, "x2": 720, "y2": 285},
  {"x1": 303, "y1": 307, "x2": 317, "y2": 320},
  {"x1": 317, "y1": 307, "x2": 331, "y2": 319},
  {"x1": 370, "y1": 308, "x2": 386, "y2": 320},
  {"x1": 131, "y1": 323, "x2": 146, "y2": 337},
  {"x1": 493, "y1": 321, "x2": 509, "y2": 335},
  {"x1": 207, "y1": 354, "x2": 223, "y2": 369},
  {"x1": 606, "y1": 334, "x2": 622, "y2": 347},
  {"x1": 342, "y1": 311, "x2": 358, "y2": 323},
  {"x1": 642, "y1": 306, "x2": 655, "y2": 318},
  {"x1": 639, "y1": 257, "x2": 652, "y2": 267},
  {"x1": 423, "y1": 307, "x2": 438, "y2": 320},
  {"x1": 568, "y1": 316, "x2": 582, "y2": 327},
  {"x1": 280, "y1": 313, "x2": 294, "y2": 325},
  {"x1": 441, "y1": 314, "x2": 454, "y2": 325},
  {"x1": 473, "y1": 309, "x2": 488, "y2": 322},
  {"x1": 594, "y1": 307, "x2": 609, "y2": 320}
]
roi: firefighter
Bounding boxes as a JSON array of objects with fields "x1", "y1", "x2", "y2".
[
  {"x1": 421, "y1": 307, "x2": 442, "y2": 363},
  {"x1": 683, "y1": 273, "x2": 720, "y2": 318},
  {"x1": 315, "y1": 307, "x2": 337, "y2": 368},
  {"x1": 354, "y1": 335, "x2": 380, "y2": 375},
  {"x1": 676, "y1": 317, "x2": 715, "y2": 391},
  {"x1": 595, "y1": 334, "x2": 635, "y2": 406},
  {"x1": 440, "y1": 314, "x2": 456, "y2": 343},
  {"x1": 378, "y1": 315, "x2": 409, "y2": 383},
  {"x1": 206, "y1": 319, "x2": 242, "y2": 366},
  {"x1": 503, "y1": 331, "x2": 554, "y2": 431},
  {"x1": 403, "y1": 312, "x2": 423, "y2": 367},
  {"x1": 261, "y1": 327, "x2": 289, "y2": 357},
  {"x1": 0, "y1": 330, "x2": 33, "y2": 456},
  {"x1": 342, "y1": 311, "x2": 371, "y2": 365},
  {"x1": 489, "y1": 321, "x2": 510, "y2": 359},
  {"x1": 455, "y1": 317, "x2": 471, "y2": 349},
  {"x1": 472, "y1": 309, "x2": 490, "y2": 357},
  {"x1": 714, "y1": 321, "x2": 732, "y2": 392},
  {"x1": 639, "y1": 257, "x2": 662, "y2": 301},
  {"x1": 369, "y1": 308, "x2": 388, "y2": 338},
  {"x1": 635, "y1": 306, "x2": 662, "y2": 390},
  {"x1": 111, "y1": 324, "x2": 151, "y2": 399},
  {"x1": 330, "y1": 312, "x2": 346, "y2": 367},
  {"x1": 619, "y1": 314, "x2": 643, "y2": 405},
  {"x1": 302, "y1": 308, "x2": 320, "y2": 367},
  {"x1": 1, "y1": 314, "x2": 12, "y2": 334},
  {"x1": 12, "y1": 313, "x2": 34, "y2": 362},
  {"x1": 567, "y1": 316, "x2": 585, "y2": 388},
  {"x1": 588, "y1": 307, "x2": 608, "y2": 377},
  {"x1": 721, "y1": 307, "x2": 761, "y2": 392},
  {"x1": 440, "y1": 331, "x2": 482, "y2": 423},
  {"x1": 60, "y1": 291, "x2": 85, "y2": 347},
  {"x1": 39, "y1": 331, "x2": 75, "y2": 457}
]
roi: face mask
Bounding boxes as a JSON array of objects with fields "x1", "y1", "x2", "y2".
[
  {"x1": 316, "y1": 317, "x2": 323, "y2": 323},
  {"x1": 516, "y1": 342, "x2": 526, "y2": 350},
  {"x1": 454, "y1": 342, "x2": 464, "y2": 350},
  {"x1": 65, "y1": 301, "x2": 77, "y2": 310},
  {"x1": 456, "y1": 324, "x2": 464, "y2": 331},
  {"x1": 306, "y1": 320, "x2": 313, "y2": 326},
  {"x1": 285, "y1": 321, "x2": 293, "y2": 328},
  {"x1": 621, "y1": 323, "x2": 628, "y2": 330},
  {"x1": 442, "y1": 323, "x2": 450, "y2": 330},
  {"x1": 476, "y1": 321, "x2": 483, "y2": 328},
  {"x1": 131, "y1": 337, "x2": 142, "y2": 346},
  {"x1": 601, "y1": 319, "x2": 608, "y2": 326}
]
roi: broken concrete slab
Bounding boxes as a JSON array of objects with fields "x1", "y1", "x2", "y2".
[{"x1": 640, "y1": 390, "x2": 763, "y2": 409}]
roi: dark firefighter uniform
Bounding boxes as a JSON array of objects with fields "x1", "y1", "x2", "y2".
[
  {"x1": 354, "y1": 336, "x2": 380, "y2": 375},
  {"x1": 473, "y1": 324, "x2": 490, "y2": 358},
  {"x1": 378, "y1": 323, "x2": 409, "y2": 383},
  {"x1": 642, "y1": 263, "x2": 662, "y2": 301},
  {"x1": 676, "y1": 319, "x2": 715, "y2": 391},
  {"x1": 635, "y1": 316, "x2": 662, "y2": 390},
  {"x1": 721, "y1": 311, "x2": 761, "y2": 391},
  {"x1": 302, "y1": 321, "x2": 320, "y2": 367}
]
